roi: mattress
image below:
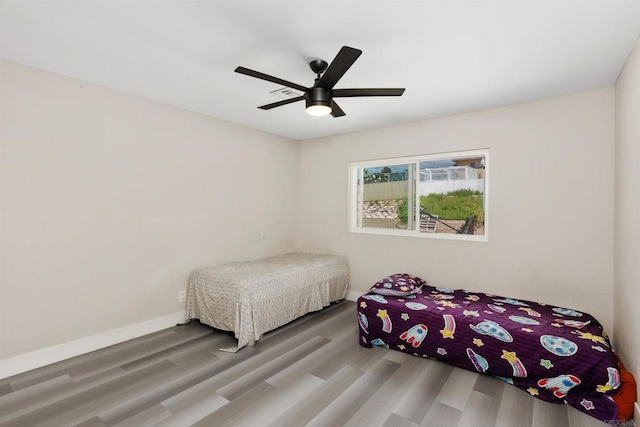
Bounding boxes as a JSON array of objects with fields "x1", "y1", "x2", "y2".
[
  {"x1": 187, "y1": 252, "x2": 349, "y2": 351},
  {"x1": 357, "y1": 283, "x2": 628, "y2": 423}
]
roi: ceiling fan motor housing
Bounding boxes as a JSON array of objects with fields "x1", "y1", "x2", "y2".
[{"x1": 306, "y1": 87, "x2": 332, "y2": 108}]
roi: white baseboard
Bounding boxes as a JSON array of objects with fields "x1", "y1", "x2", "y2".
[
  {"x1": 346, "y1": 290, "x2": 363, "y2": 301},
  {"x1": 0, "y1": 310, "x2": 186, "y2": 380}
]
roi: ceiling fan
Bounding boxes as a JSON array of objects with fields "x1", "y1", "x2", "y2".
[{"x1": 234, "y1": 46, "x2": 405, "y2": 117}]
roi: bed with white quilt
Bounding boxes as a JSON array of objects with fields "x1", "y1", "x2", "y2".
[{"x1": 186, "y1": 252, "x2": 349, "y2": 352}]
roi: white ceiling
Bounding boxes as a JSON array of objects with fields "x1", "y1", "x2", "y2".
[{"x1": 2, "y1": 1, "x2": 640, "y2": 141}]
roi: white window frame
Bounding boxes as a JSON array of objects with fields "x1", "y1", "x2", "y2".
[{"x1": 348, "y1": 149, "x2": 489, "y2": 242}]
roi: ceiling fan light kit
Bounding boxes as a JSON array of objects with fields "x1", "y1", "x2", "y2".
[
  {"x1": 305, "y1": 87, "x2": 332, "y2": 116},
  {"x1": 306, "y1": 104, "x2": 332, "y2": 117},
  {"x1": 235, "y1": 46, "x2": 405, "y2": 118}
]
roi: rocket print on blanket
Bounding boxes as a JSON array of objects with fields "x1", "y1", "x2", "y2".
[
  {"x1": 377, "y1": 309, "x2": 393, "y2": 333},
  {"x1": 538, "y1": 374, "x2": 581, "y2": 398},
  {"x1": 556, "y1": 319, "x2": 591, "y2": 329},
  {"x1": 440, "y1": 314, "x2": 456, "y2": 339},
  {"x1": 400, "y1": 324, "x2": 428, "y2": 348},
  {"x1": 519, "y1": 307, "x2": 541, "y2": 317}
]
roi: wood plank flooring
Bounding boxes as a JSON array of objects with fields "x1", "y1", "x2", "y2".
[{"x1": 0, "y1": 301, "x2": 633, "y2": 427}]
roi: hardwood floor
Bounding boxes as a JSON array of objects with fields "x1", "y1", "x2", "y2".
[{"x1": 0, "y1": 301, "x2": 632, "y2": 427}]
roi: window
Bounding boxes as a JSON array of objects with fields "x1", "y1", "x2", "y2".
[{"x1": 349, "y1": 149, "x2": 488, "y2": 241}]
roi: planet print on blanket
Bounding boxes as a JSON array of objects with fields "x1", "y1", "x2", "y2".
[
  {"x1": 540, "y1": 335, "x2": 578, "y2": 356},
  {"x1": 493, "y1": 298, "x2": 528, "y2": 306},
  {"x1": 509, "y1": 315, "x2": 540, "y2": 325},
  {"x1": 487, "y1": 304, "x2": 506, "y2": 313},
  {"x1": 466, "y1": 348, "x2": 489, "y2": 372},
  {"x1": 552, "y1": 307, "x2": 583, "y2": 317},
  {"x1": 405, "y1": 302, "x2": 428, "y2": 310},
  {"x1": 358, "y1": 313, "x2": 368, "y2": 333},
  {"x1": 469, "y1": 320, "x2": 514, "y2": 342},
  {"x1": 362, "y1": 294, "x2": 388, "y2": 304},
  {"x1": 371, "y1": 338, "x2": 389, "y2": 348}
]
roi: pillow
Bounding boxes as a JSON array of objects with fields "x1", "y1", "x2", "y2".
[
  {"x1": 613, "y1": 355, "x2": 637, "y2": 421},
  {"x1": 370, "y1": 273, "x2": 426, "y2": 296}
]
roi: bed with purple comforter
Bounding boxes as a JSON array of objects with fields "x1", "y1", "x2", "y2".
[{"x1": 357, "y1": 277, "x2": 627, "y2": 423}]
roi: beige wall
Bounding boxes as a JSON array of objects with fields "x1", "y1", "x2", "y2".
[
  {"x1": 0, "y1": 60, "x2": 299, "y2": 359},
  {"x1": 297, "y1": 88, "x2": 615, "y2": 332},
  {"x1": 614, "y1": 38, "x2": 640, "y2": 393},
  {"x1": 0, "y1": 57, "x2": 626, "y2": 380}
]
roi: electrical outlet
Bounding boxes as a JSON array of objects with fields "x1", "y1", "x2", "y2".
[{"x1": 178, "y1": 290, "x2": 187, "y2": 303}]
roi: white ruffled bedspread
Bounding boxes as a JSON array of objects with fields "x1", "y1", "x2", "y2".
[{"x1": 186, "y1": 252, "x2": 349, "y2": 351}]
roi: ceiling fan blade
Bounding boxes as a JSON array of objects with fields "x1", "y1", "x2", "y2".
[
  {"x1": 333, "y1": 88, "x2": 405, "y2": 97},
  {"x1": 235, "y1": 66, "x2": 308, "y2": 92},
  {"x1": 330, "y1": 100, "x2": 346, "y2": 117},
  {"x1": 258, "y1": 96, "x2": 305, "y2": 110},
  {"x1": 317, "y1": 46, "x2": 362, "y2": 90}
]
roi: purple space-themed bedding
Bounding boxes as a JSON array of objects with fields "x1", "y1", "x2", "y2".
[{"x1": 357, "y1": 281, "x2": 625, "y2": 423}]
